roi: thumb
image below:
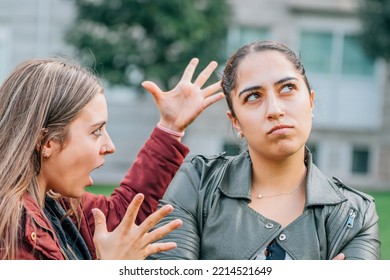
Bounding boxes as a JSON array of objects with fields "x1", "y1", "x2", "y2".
[
  {"x1": 92, "y1": 208, "x2": 108, "y2": 238},
  {"x1": 332, "y1": 253, "x2": 345, "y2": 260},
  {"x1": 141, "y1": 81, "x2": 162, "y2": 100}
]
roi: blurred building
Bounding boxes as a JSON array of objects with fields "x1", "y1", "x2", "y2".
[{"x1": 0, "y1": 0, "x2": 389, "y2": 190}]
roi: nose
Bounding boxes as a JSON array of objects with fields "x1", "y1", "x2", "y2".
[
  {"x1": 266, "y1": 94, "x2": 285, "y2": 120},
  {"x1": 100, "y1": 132, "x2": 116, "y2": 155}
]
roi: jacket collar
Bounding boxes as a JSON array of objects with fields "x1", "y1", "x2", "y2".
[
  {"x1": 22, "y1": 193, "x2": 65, "y2": 259},
  {"x1": 304, "y1": 150, "x2": 347, "y2": 206},
  {"x1": 218, "y1": 148, "x2": 347, "y2": 206}
]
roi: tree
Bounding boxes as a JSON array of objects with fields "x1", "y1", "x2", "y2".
[
  {"x1": 358, "y1": 0, "x2": 390, "y2": 131},
  {"x1": 358, "y1": 0, "x2": 390, "y2": 61},
  {"x1": 65, "y1": 0, "x2": 230, "y2": 91}
]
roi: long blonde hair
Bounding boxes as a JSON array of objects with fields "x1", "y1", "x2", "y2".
[{"x1": 0, "y1": 57, "x2": 103, "y2": 259}]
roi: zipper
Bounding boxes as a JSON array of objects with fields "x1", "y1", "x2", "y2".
[
  {"x1": 328, "y1": 208, "x2": 357, "y2": 259},
  {"x1": 346, "y1": 209, "x2": 356, "y2": 228}
]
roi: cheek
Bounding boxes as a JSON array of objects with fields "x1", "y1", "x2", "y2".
[
  {"x1": 295, "y1": 94, "x2": 312, "y2": 117},
  {"x1": 298, "y1": 104, "x2": 312, "y2": 120},
  {"x1": 73, "y1": 145, "x2": 98, "y2": 167},
  {"x1": 55, "y1": 150, "x2": 83, "y2": 176},
  {"x1": 59, "y1": 142, "x2": 97, "y2": 170},
  {"x1": 235, "y1": 112, "x2": 264, "y2": 137},
  {"x1": 297, "y1": 105, "x2": 313, "y2": 137}
]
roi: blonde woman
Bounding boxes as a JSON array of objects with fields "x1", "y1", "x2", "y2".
[{"x1": 0, "y1": 57, "x2": 223, "y2": 259}]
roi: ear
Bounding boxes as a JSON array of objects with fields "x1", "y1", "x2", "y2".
[
  {"x1": 227, "y1": 110, "x2": 241, "y2": 132},
  {"x1": 41, "y1": 138, "x2": 58, "y2": 158},
  {"x1": 310, "y1": 90, "x2": 315, "y2": 110}
]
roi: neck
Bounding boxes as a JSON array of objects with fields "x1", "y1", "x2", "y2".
[{"x1": 249, "y1": 146, "x2": 307, "y2": 194}]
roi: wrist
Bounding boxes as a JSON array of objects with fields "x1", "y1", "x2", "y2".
[{"x1": 156, "y1": 122, "x2": 185, "y2": 138}]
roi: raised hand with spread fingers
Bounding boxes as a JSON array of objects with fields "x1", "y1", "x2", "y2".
[{"x1": 142, "y1": 58, "x2": 224, "y2": 138}]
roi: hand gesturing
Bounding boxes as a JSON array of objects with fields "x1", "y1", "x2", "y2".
[
  {"x1": 142, "y1": 58, "x2": 224, "y2": 133},
  {"x1": 92, "y1": 193, "x2": 182, "y2": 260}
]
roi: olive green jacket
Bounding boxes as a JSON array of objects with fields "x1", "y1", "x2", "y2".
[{"x1": 149, "y1": 149, "x2": 381, "y2": 260}]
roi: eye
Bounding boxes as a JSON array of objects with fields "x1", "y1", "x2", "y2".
[
  {"x1": 244, "y1": 91, "x2": 261, "y2": 102},
  {"x1": 92, "y1": 127, "x2": 102, "y2": 137},
  {"x1": 280, "y1": 84, "x2": 294, "y2": 94}
]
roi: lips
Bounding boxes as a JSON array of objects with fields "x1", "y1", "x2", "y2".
[
  {"x1": 267, "y1": 124, "x2": 293, "y2": 134},
  {"x1": 88, "y1": 162, "x2": 105, "y2": 186}
]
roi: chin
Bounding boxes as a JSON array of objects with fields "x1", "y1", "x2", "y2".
[
  {"x1": 68, "y1": 189, "x2": 86, "y2": 199},
  {"x1": 273, "y1": 142, "x2": 303, "y2": 158}
]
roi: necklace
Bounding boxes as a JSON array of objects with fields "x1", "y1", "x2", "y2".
[{"x1": 253, "y1": 170, "x2": 307, "y2": 199}]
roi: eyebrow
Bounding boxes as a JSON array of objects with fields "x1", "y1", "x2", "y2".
[
  {"x1": 91, "y1": 121, "x2": 106, "y2": 129},
  {"x1": 238, "y1": 76, "x2": 298, "y2": 97}
]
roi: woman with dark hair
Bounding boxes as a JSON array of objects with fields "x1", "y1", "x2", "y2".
[{"x1": 148, "y1": 41, "x2": 380, "y2": 260}]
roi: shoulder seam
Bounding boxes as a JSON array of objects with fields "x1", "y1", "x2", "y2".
[{"x1": 332, "y1": 176, "x2": 373, "y2": 202}]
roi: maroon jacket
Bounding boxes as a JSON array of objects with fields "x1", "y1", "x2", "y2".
[{"x1": 18, "y1": 128, "x2": 189, "y2": 259}]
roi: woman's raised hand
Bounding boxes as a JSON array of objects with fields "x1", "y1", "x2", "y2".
[
  {"x1": 92, "y1": 193, "x2": 182, "y2": 260},
  {"x1": 142, "y1": 58, "x2": 224, "y2": 134}
]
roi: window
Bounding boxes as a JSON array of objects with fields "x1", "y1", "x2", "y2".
[
  {"x1": 298, "y1": 29, "x2": 380, "y2": 129},
  {"x1": 352, "y1": 147, "x2": 370, "y2": 174},
  {"x1": 342, "y1": 34, "x2": 374, "y2": 76},
  {"x1": 227, "y1": 26, "x2": 270, "y2": 57},
  {"x1": 300, "y1": 31, "x2": 375, "y2": 77},
  {"x1": 300, "y1": 31, "x2": 333, "y2": 74},
  {"x1": 239, "y1": 26, "x2": 269, "y2": 44}
]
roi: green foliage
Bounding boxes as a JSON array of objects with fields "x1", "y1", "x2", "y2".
[
  {"x1": 86, "y1": 184, "x2": 115, "y2": 196},
  {"x1": 369, "y1": 191, "x2": 390, "y2": 259},
  {"x1": 358, "y1": 0, "x2": 390, "y2": 61},
  {"x1": 65, "y1": 0, "x2": 230, "y2": 91}
]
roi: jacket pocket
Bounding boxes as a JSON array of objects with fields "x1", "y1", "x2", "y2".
[{"x1": 328, "y1": 208, "x2": 357, "y2": 259}]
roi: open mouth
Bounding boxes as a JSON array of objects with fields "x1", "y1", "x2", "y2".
[{"x1": 88, "y1": 162, "x2": 105, "y2": 186}]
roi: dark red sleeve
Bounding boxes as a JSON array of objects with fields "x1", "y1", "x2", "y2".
[{"x1": 81, "y1": 127, "x2": 189, "y2": 232}]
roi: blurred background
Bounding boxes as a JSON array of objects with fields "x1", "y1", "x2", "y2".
[{"x1": 0, "y1": 0, "x2": 389, "y2": 257}]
